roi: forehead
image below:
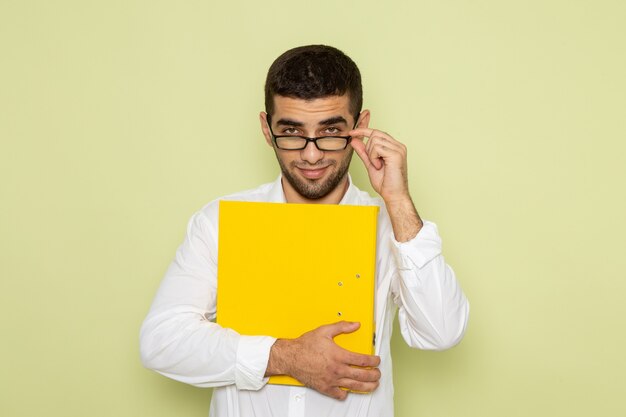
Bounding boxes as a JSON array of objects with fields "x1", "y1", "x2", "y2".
[{"x1": 271, "y1": 95, "x2": 352, "y2": 123}]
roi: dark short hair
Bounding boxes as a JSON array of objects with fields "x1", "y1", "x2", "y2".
[{"x1": 264, "y1": 45, "x2": 362, "y2": 121}]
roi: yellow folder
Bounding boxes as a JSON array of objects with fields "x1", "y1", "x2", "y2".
[{"x1": 216, "y1": 201, "x2": 378, "y2": 386}]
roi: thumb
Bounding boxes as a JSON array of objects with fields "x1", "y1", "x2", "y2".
[
  {"x1": 350, "y1": 139, "x2": 375, "y2": 171},
  {"x1": 325, "y1": 321, "x2": 361, "y2": 338}
]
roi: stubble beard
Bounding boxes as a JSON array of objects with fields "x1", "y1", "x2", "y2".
[{"x1": 277, "y1": 150, "x2": 353, "y2": 200}]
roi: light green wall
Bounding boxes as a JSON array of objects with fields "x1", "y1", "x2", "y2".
[{"x1": 1, "y1": 1, "x2": 625, "y2": 416}]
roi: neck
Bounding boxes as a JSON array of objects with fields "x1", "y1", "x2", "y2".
[{"x1": 282, "y1": 175, "x2": 350, "y2": 205}]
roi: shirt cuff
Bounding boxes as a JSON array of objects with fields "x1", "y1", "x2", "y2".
[
  {"x1": 391, "y1": 220, "x2": 442, "y2": 270},
  {"x1": 235, "y1": 335, "x2": 277, "y2": 391}
]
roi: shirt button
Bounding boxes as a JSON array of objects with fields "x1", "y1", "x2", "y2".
[{"x1": 295, "y1": 394, "x2": 302, "y2": 402}]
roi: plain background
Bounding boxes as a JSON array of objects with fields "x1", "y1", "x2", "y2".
[{"x1": 1, "y1": 1, "x2": 625, "y2": 416}]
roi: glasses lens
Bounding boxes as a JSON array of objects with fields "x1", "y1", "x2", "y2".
[
  {"x1": 276, "y1": 137, "x2": 307, "y2": 150},
  {"x1": 275, "y1": 136, "x2": 349, "y2": 150},
  {"x1": 316, "y1": 137, "x2": 348, "y2": 151}
]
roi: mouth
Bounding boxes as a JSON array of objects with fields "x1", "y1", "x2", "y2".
[{"x1": 297, "y1": 166, "x2": 330, "y2": 179}]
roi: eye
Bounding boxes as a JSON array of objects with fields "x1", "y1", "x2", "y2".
[
  {"x1": 282, "y1": 127, "x2": 299, "y2": 135},
  {"x1": 324, "y1": 126, "x2": 341, "y2": 135}
]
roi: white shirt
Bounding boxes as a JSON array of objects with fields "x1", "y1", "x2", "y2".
[{"x1": 140, "y1": 175, "x2": 469, "y2": 417}]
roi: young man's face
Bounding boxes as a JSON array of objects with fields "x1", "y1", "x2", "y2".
[{"x1": 261, "y1": 95, "x2": 366, "y2": 202}]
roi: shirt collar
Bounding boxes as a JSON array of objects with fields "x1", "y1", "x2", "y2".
[{"x1": 268, "y1": 174, "x2": 360, "y2": 205}]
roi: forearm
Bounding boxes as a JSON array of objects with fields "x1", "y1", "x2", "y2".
[
  {"x1": 384, "y1": 196, "x2": 423, "y2": 243},
  {"x1": 395, "y1": 254, "x2": 469, "y2": 349},
  {"x1": 390, "y1": 221, "x2": 469, "y2": 350},
  {"x1": 140, "y1": 306, "x2": 275, "y2": 389},
  {"x1": 265, "y1": 338, "x2": 292, "y2": 377}
]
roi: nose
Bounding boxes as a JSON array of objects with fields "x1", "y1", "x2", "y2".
[{"x1": 300, "y1": 140, "x2": 324, "y2": 164}]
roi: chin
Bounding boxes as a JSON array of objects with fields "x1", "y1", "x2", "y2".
[{"x1": 287, "y1": 170, "x2": 347, "y2": 200}]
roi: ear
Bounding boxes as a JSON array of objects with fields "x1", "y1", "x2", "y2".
[
  {"x1": 356, "y1": 109, "x2": 371, "y2": 128},
  {"x1": 259, "y1": 112, "x2": 273, "y2": 147}
]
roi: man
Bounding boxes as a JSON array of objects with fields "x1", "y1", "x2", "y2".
[{"x1": 140, "y1": 45, "x2": 469, "y2": 417}]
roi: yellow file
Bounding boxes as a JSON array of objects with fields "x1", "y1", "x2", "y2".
[{"x1": 216, "y1": 201, "x2": 378, "y2": 386}]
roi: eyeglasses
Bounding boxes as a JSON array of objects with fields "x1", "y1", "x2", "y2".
[{"x1": 267, "y1": 115, "x2": 353, "y2": 151}]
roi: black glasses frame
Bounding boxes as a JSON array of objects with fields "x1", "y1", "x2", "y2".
[{"x1": 266, "y1": 114, "x2": 355, "y2": 151}]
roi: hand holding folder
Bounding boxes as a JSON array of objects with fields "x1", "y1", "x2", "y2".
[{"x1": 266, "y1": 321, "x2": 381, "y2": 400}]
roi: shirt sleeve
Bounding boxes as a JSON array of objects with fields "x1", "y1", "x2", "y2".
[
  {"x1": 389, "y1": 220, "x2": 470, "y2": 350},
  {"x1": 139, "y1": 208, "x2": 276, "y2": 390}
]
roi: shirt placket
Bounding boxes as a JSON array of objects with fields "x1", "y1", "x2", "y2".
[{"x1": 287, "y1": 386, "x2": 306, "y2": 417}]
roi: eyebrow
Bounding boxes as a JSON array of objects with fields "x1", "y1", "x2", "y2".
[
  {"x1": 319, "y1": 116, "x2": 348, "y2": 126},
  {"x1": 275, "y1": 116, "x2": 348, "y2": 128},
  {"x1": 276, "y1": 118, "x2": 304, "y2": 127}
]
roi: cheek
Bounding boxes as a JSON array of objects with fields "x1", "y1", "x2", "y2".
[
  {"x1": 275, "y1": 150, "x2": 297, "y2": 167},
  {"x1": 337, "y1": 150, "x2": 353, "y2": 165}
]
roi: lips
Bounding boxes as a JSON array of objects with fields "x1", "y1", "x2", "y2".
[{"x1": 297, "y1": 166, "x2": 329, "y2": 179}]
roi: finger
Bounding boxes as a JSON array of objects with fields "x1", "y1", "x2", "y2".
[
  {"x1": 349, "y1": 127, "x2": 375, "y2": 139},
  {"x1": 368, "y1": 143, "x2": 402, "y2": 169},
  {"x1": 337, "y1": 378, "x2": 380, "y2": 393},
  {"x1": 357, "y1": 129, "x2": 406, "y2": 161},
  {"x1": 345, "y1": 365, "x2": 382, "y2": 383},
  {"x1": 328, "y1": 387, "x2": 349, "y2": 400},
  {"x1": 365, "y1": 141, "x2": 384, "y2": 170},
  {"x1": 322, "y1": 321, "x2": 360, "y2": 338},
  {"x1": 368, "y1": 143, "x2": 389, "y2": 162},
  {"x1": 349, "y1": 138, "x2": 376, "y2": 171},
  {"x1": 366, "y1": 135, "x2": 405, "y2": 153},
  {"x1": 364, "y1": 132, "x2": 405, "y2": 158},
  {"x1": 351, "y1": 128, "x2": 397, "y2": 146},
  {"x1": 342, "y1": 351, "x2": 381, "y2": 368},
  {"x1": 364, "y1": 133, "x2": 395, "y2": 169},
  {"x1": 352, "y1": 127, "x2": 397, "y2": 143}
]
